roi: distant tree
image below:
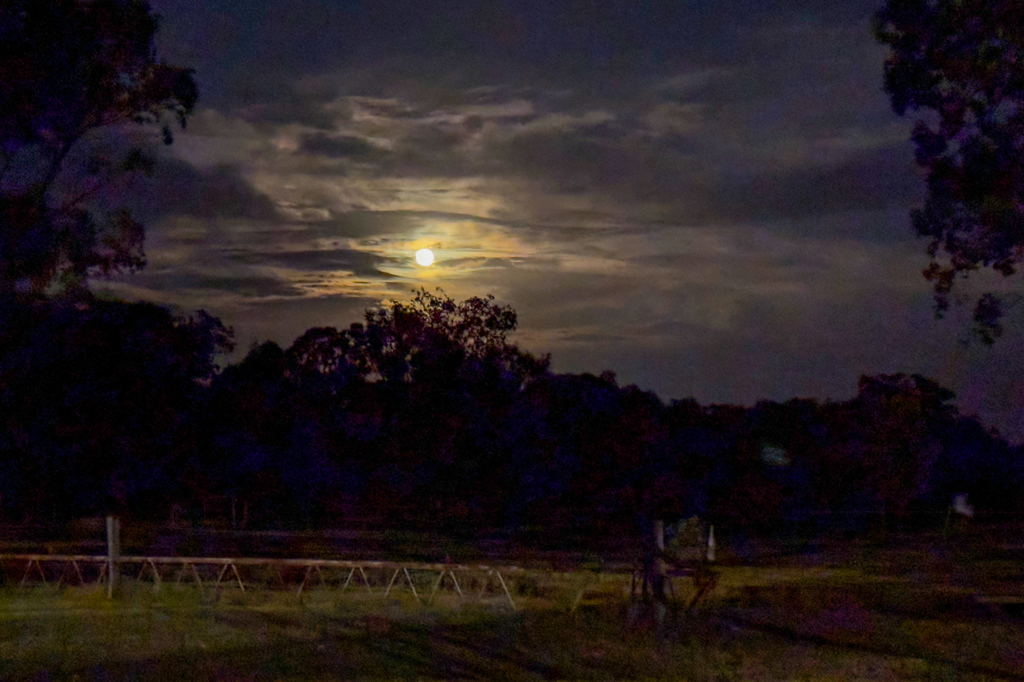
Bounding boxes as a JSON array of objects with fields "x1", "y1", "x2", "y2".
[
  {"x1": 853, "y1": 373, "x2": 958, "y2": 526},
  {"x1": 201, "y1": 341, "x2": 292, "y2": 526},
  {"x1": 0, "y1": 0, "x2": 197, "y2": 296},
  {"x1": 358, "y1": 288, "x2": 514, "y2": 382},
  {"x1": 343, "y1": 288, "x2": 547, "y2": 388},
  {"x1": 937, "y1": 415, "x2": 1022, "y2": 511},
  {"x1": 0, "y1": 298, "x2": 232, "y2": 520},
  {"x1": 875, "y1": 0, "x2": 1024, "y2": 342},
  {"x1": 352, "y1": 290, "x2": 547, "y2": 525},
  {"x1": 288, "y1": 326, "x2": 357, "y2": 377}
]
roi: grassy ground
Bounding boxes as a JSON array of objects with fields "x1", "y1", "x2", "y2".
[{"x1": 1, "y1": 537, "x2": 1023, "y2": 681}]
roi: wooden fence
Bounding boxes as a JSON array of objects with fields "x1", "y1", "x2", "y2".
[
  {"x1": 0, "y1": 554, "x2": 529, "y2": 609},
  {"x1": 0, "y1": 553, "x2": 722, "y2": 615}
]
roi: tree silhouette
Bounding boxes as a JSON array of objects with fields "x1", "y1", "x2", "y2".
[
  {"x1": 0, "y1": 298, "x2": 232, "y2": 520},
  {"x1": 355, "y1": 288, "x2": 527, "y2": 385},
  {"x1": 875, "y1": 0, "x2": 1024, "y2": 342},
  {"x1": 0, "y1": 0, "x2": 197, "y2": 296},
  {"x1": 854, "y1": 373, "x2": 957, "y2": 527}
]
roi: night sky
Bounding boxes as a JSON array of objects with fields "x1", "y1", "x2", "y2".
[{"x1": 101, "y1": 0, "x2": 1023, "y2": 440}]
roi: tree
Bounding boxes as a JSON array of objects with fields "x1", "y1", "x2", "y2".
[
  {"x1": 853, "y1": 373, "x2": 957, "y2": 526},
  {"x1": 200, "y1": 341, "x2": 295, "y2": 528},
  {"x1": 351, "y1": 287, "x2": 544, "y2": 386},
  {"x1": 0, "y1": 298, "x2": 233, "y2": 520},
  {"x1": 874, "y1": 0, "x2": 1024, "y2": 342},
  {"x1": 288, "y1": 326, "x2": 358, "y2": 377},
  {"x1": 349, "y1": 289, "x2": 548, "y2": 525},
  {"x1": 0, "y1": 0, "x2": 197, "y2": 296}
]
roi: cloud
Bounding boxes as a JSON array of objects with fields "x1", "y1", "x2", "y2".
[
  {"x1": 460, "y1": 99, "x2": 535, "y2": 119},
  {"x1": 239, "y1": 97, "x2": 346, "y2": 130},
  {"x1": 299, "y1": 133, "x2": 388, "y2": 159},
  {"x1": 643, "y1": 102, "x2": 706, "y2": 136},
  {"x1": 471, "y1": 110, "x2": 919, "y2": 237},
  {"x1": 126, "y1": 157, "x2": 280, "y2": 223},
  {"x1": 707, "y1": 142, "x2": 924, "y2": 224},
  {"x1": 307, "y1": 210, "x2": 497, "y2": 239},
  {"x1": 113, "y1": 268, "x2": 306, "y2": 300},
  {"x1": 237, "y1": 247, "x2": 395, "y2": 277}
]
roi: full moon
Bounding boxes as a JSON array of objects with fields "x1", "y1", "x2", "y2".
[{"x1": 415, "y1": 248, "x2": 434, "y2": 266}]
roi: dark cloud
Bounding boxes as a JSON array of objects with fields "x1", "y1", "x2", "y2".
[
  {"x1": 440, "y1": 256, "x2": 515, "y2": 270},
  {"x1": 307, "y1": 209, "x2": 521, "y2": 239},
  {"x1": 122, "y1": 269, "x2": 305, "y2": 299},
  {"x1": 308, "y1": 211, "x2": 444, "y2": 240},
  {"x1": 496, "y1": 127, "x2": 630, "y2": 191},
  {"x1": 127, "y1": 158, "x2": 279, "y2": 223},
  {"x1": 402, "y1": 125, "x2": 468, "y2": 154},
  {"x1": 753, "y1": 208, "x2": 916, "y2": 245},
  {"x1": 299, "y1": 133, "x2": 387, "y2": 159},
  {"x1": 240, "y1": 96, "x2": 345, "y2": 129},
  {"x1": 353, "y1": 98, "x2": 429, "y2": 119},
  {"x1": 483, "y1": 117, "x2": 920, "y2": 236},
  {"x1": 347, "y1": 124, "x2": 479, "y2": 179},
  {"x1": 710, "y1": 143, "x2": 924, "y2": 225},
  {"x1": 194, "y1": 275, "x2": 305, "y2": 298},
  {"x1": 238, "y1": 248, "x2": 394, "y2": 277}
]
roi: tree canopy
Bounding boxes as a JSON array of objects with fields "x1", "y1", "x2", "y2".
[
  {"x1": 2, "y1": 287, "x2": 1020, "y2": 542},
  {"x1": 0, "y1": 0, "x2": 197, "y2": 296},
  {"x1": 0, "y1": 297, "x2": 233, "y2": 518},
  {"x1": 287, "y1": 288, "x2": 548, "y2": 389},
  {"x1": 875, "y1": 0, "x2": 1024, "y2": 342}
]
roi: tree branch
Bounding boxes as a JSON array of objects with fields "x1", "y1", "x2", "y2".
[{"x1": 36, "y1": 135, "x2": 84, "y2": 206}]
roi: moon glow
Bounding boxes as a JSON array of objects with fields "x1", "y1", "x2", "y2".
[{"x1": 415, "y1": 248, "x2": 434, "y2": 266}]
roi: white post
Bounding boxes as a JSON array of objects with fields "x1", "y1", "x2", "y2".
[
  {"x1": 706, "y1": 524, "x2": 716, "y2": 562},
  {"x1": 106, "y1": 516, "x2": 120, "y2": 597}
]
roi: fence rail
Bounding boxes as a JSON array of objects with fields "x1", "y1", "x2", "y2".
[
  {"x1": 0, "y1": 554, "x2": 543, "y2": 609},
  {"x1": 0, "y1": 553, "x2": 720, "y2": 615},
  {"x1": 0, "y1": 515, "x2": 721, "y2": 614}
]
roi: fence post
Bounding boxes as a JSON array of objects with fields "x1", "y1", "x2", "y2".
[
  {"x1": 106, "y1": 516, "x2": 120, "y2": 597},
  {"x1": 654, "y1": 519, "x2": 666, "y2": 576}
]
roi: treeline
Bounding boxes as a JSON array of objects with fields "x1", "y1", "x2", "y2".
[{"x1": 1, "y1": 290, "x2": 1021, "y2": 541}]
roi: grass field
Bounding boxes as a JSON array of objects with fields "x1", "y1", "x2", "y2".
[{"x1": 1, "y1": 534, "x2": 1023, "y2": 681}]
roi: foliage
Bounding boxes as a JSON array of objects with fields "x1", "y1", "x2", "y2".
[
  {"x1": 0, "y1": 297, "x2": 232, "y2": 519},
  {"x1": 355, "y1": 287, "x2": 534, "y2": 385},
  {"x1": 874, "y1": 0, "x2": 1024, "y2": 342},
  {"x1": 0, "y1": 0, "x2": 197, "y2": 296},
  {"x1": 853, "y1": 374, "x2": 956, "y2": 516}
]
